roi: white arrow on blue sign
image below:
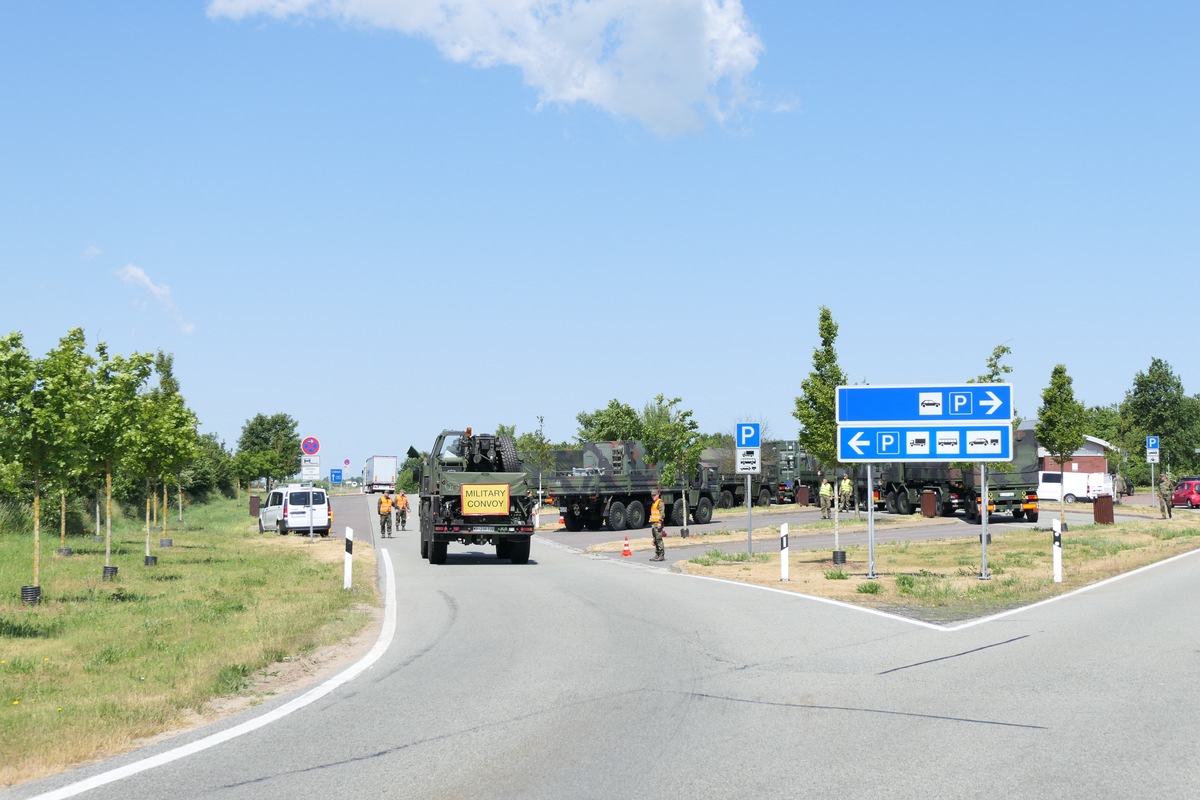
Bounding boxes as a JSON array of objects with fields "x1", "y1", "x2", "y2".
[
  {"x1": 837, "y1": 384, "x2": 1012, "y2": 424},
  {"x1": 329, "y1": 469, "x2": 343, "y2": 484},
  {"x1": 736, "y1": 423, "x2": 761, "y2": 448},
  {"x1": 838, "y1": 424, "x2": 1013, "y2": 463}
]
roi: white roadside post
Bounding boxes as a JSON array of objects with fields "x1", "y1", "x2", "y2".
[
  {"x1": 1051, "y1": 518, "x2": 1063, "y2": 583},
  {"x1": 780, "y1": 523, "x2": 789, "y2": 582},
  {"x1": 343, "y1": 527, "x2": 354, "y2": 589}
]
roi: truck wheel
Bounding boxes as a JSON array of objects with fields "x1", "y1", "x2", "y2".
[
  {"x1": 496, "y1": 539, "x2": 510, "y2": 559},
  {"x1": 757, "y1": 489, "x2": 772, "y2": 507},
  {"x1": 585, "y1": 517, "x2": 604, "y2": 531},
  {"x1": 884, "y1": 492, "x2": 897, "y2": 514},
  {"x1": 509, "y1": 538, "x2": 531, "y2": 564},
  {"x1": 626, "y1": 500, "x2": 646, "y2": 529},
  {"x1": 563, "y1": 510, "x2": 585, "y2": 532},
  {"x1": 694, "y1": 497, "x2": 713, "y2": 524},
  {"x1": 420, "y1": 537, "x2": 428, "y2": 559},
  {"x1": 1011, "y1": 509, "x2": 1025, "y2": 521},
  {"x1": 719, "y1": 490, "x2": 734, "y2": 508},
  {"x1": 498, "y1": 435, "x2": 520, "y2": 472},
  {"x1": 932, "y1": 495, "x2": 945, "y2": 517},
  {"x1": 896, "y1": 492, "x2": 912, "y2": 515},
  {"x1": 608, "y1": 501, "x2": 627, "y2": 531},
  {"x1": 1026, "y1": 511, "x2": 1039, "y2": 523},
  {"x1": 964, "y1": 499, "x2": 980, "y2": 524},
  {"x1": 670, "y1": 500, "x2": 685, "y2": 526},
  {"x1": 429, "y1": 541, "x2": 448, "y2": 564}
]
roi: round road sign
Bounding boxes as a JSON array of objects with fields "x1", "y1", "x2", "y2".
[
  {"x1": 343, "y1": 458, "x2": 350, "y2": 466},
  {"x1": 302, "y1": 437, "x2": 320, "y2": 455}
]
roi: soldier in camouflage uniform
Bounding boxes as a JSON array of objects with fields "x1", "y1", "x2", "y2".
[
  {"x1": 649, "y1": 490, "x2": 665, "y2": 561},
  {"x1": 1159, "y1": 473, "x2": 1173, "y2": 519},
  {"x1": 819, "y1": 477, "x2": 832, "y2": 519}
]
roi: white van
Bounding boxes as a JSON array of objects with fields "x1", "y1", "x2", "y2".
[
  {"x1": 258, "y1": 484, "x2": 333, "y2": 535},
  {"x1": 1037, "y1": 471, "x2": 1113, "y2": 503}
]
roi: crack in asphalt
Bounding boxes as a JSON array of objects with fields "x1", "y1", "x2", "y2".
[{"x1": 877, "y1": 635, "x2": 1030, "y2": 675}]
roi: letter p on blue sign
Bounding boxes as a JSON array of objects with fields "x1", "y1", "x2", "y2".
[{"x1": 737, "y1": 423, "x2": 761, "y2": 448}]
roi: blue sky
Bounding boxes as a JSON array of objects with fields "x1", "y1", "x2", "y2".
[{"x1": 3, "y1": 1, "x2": 1197, "y2": 475}]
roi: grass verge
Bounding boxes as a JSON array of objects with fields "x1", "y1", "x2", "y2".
[
  {"x1": 0, "y1": 496, "x2": 378, "y2": 788},
  {"x1": 679, "y1": 517, "x2": 1200, "y2": 624}
]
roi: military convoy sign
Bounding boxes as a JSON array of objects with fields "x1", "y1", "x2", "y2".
[{"x1": 461, "y1": 484, "x2": 510, "y2": 516}]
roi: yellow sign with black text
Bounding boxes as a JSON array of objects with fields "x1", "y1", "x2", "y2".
[{"x1": 461, "y1": 484, "x2": 510, "y2": 516}]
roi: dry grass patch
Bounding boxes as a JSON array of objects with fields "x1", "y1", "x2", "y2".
[{"x1": 678, "y1": 517, "x2": 1200, "y2": 623}]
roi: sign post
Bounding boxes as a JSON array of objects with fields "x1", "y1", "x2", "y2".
[
  {"x1": 1147, "y1": 435, "x2": 1160, "y2": 508},
  {"x1": 837, "y1": 383, "x2": 1013, "y2": 580},
  {"x1": 736, "y1": 424, "x2": 761, "y2": 556}
]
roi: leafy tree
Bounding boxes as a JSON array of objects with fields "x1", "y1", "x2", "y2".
[
  {"x1": 397, "y1": 452, "x2": 422, "y2": 493},
  {"x1": 237, "y1": 413, "x2": 300, "y2": 489},
  {"x1": 793, "y1": 306, "x2": 847, "y2": 544},
  {"x1": 965, "y1": 343, "x2": 1018, "y2": 475},
  {"x1": 641, "y1": 395, "x2": 702, "y2": 523},
  {"x1": 184, "y1": 432, "x2": 235, "y2": 499},
  {"x1": 1036, "y1": 364, "x2": 1086, "y2": 521},
  {"x1": 1124, "y1": 358, "x2": 1195, "y2": 477},
  {"x1": 575, "y1": 399, "x2": 643, "y2": 442},
  {"x1": 82, "y1": 341, "x2": 152, "y2": 561},
  {"x1": 0, "y1": 329, "x2": 93, "y2": 588}
]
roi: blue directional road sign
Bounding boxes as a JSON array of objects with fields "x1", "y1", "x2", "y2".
[
  {"x1": 837, "y1": 384, "x2": 1012, "y2": 424},
  {"x1": 839, "y1": 424, "x2": 1012, "y2": 463},
  {"x1": 329, "y1": 468, "x2": 342, "y2": 484},
  {"x1": 736, "y1": 423, "x2": 761, "y2": 448}
]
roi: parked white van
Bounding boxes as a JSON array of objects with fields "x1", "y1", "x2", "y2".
[
  {"x1": 258, "y1": 484, "x2": 332, "y2": 535},
  {"x1": 1037, "y1": 471, "x2": 1114, "y2": 503}
]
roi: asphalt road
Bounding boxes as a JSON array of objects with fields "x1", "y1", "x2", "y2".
[{"x1": 11, "y1": 494, "x2": 1200, "y2": 799}]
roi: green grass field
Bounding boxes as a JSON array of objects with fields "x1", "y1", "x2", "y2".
[{"x1": 0, "y1": 496, "x2": 378, "y2": 787}]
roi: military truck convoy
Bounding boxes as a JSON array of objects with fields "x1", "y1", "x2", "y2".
[
  {"x1": 544, "y1": 440, "x2": 719, "y2": 532},
  {"x1": 408, "y1": 428, "x2": 536, "y2": 565}
]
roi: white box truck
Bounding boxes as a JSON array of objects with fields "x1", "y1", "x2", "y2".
[
  {"x1": 363, "y1": 455, "x2": 398, "y2": 494},
  {"x1": 1038, "y1": 471, "x2": 1113, "y2": 503}
]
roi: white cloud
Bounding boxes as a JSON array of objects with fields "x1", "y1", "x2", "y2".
[
  {"x1": 115, "y1": 264, "x2": 196, "y2": 335},
  {"x1": 207, "y1": 0, "x2": 763, "y2": 136},
  {"x1": 83, "y1": 245, "x2": 102, "y2": 259}
]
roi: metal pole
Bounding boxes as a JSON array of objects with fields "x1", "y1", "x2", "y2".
[
  {"x1": 344, "y1": 527, "x2": 354, "y2": 589},
  {"x1": 1150, "y1": 462, "x2": 1155, "y2": 509},
  {"x1": 746, "y1": 474, "x2": 753, "y2": 556},
  {"x1": 780, "y1": 523, "x2": 789, "y2": 582},
  {"x1": 866, "y1": 465, "x2": 876, "y2": 578},
  {"x1": 980, "y1": 463, "x2": 990, "y2": 580}
]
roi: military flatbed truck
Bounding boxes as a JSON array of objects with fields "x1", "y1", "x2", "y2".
[
  {"x1": 546, "y1": 441, "x2": 719, "y2": 532},
  {"x1": 409, "y1": 428, "x2": 536, "y2": 565}
]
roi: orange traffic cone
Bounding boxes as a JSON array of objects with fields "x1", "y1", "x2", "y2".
[
  {"x1": 558, "y1": 516, "x2": 565, "y2": 527},
  {"x1": 622, "y1": 535, "x2": 632, "y2": 557}
]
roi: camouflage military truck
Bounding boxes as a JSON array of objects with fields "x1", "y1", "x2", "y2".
[
  {"x1": 700, "y1": 446, "x2": 780, "y2": 508},
  {"x1": 546, "y1": 441, "x2": 719, "y2": 532},
  {"x1": 876, "y1": 424, "x2": 1040, "y2": 523},
  {"x1": 408, "y1": 428, "x2": 536, "y2": 565}
]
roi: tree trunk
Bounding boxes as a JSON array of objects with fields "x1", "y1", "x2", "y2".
[{"x1": 33, "y1": 476, "x2": 41, "y2": 587}]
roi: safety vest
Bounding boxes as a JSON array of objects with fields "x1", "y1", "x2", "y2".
[
  {"x1": 819, "y1": 482, "x2": 832, "y2": 498},
  {"x1": 650, "y1": 497, "x2": 664, "y2": 524},
  {"x1": 395, "y1": 494, "x2": 408, "y2": 511},
  {"x1": 378, "y1": 495, "x2": 393, "y2": 514},
  {"x1": 840, "y1": 479, "x2": 852, "y2": 495}
]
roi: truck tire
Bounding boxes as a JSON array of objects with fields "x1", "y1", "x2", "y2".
[
  {"x1": 896, "y1": 492, "x2": 912, "y2": 515},
  {"x1": 420, "y1": 537, "x2": 428, "y2": 559},
  {"x1": 719, "y1": 490, "x2": 734, "y2": 508},
  {"x1": 429, "y1": 540, "x2": 448, "y2": 564},
  {"x1": 757, "y1": 489, "x2": 772, "y2": 507},
  {"x1": 670, "y1": 500, "x2": 685, "y2": 526},
  {"x1": 563, "y1": 510, "x2": 585, "y2": 532},
  {"x1": 694, "y1": 497, "x2": 713, "y2": 524},
  {"x1": 508, "y1": 538, "x2": 531, "y2": 564},
  {"x1": 626, "y1": 500, "x2": 646, "y2": 529},
  {"x1": 1011, "y1": 509, "x2": 1025, "y2": 521},
  {"x1": 608, "y1": 501, "x2": 627, "y2": 531},
  {"x1": 1026, "y1": 510, "x2": 1039, "y2": 523},
  {"x1": 585, "y1": 517, "x2": 604, "y2": 531},
  {"x1": 496, "y1": 539, "x2": 510, "y2": 559},
  {"x1": 932, "y1": 495, "x2": 945, "y2": 517},
  {"x1": 884, "y1": 491, "x2": 897, "y2": 514},
  {"x1": 964, "y1": 499, "x2": 980, "y2": 524},
  {"x1": 498, "y1": 435, "x2": 520, "y2": 472}
]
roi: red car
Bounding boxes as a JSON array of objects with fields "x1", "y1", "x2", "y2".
[{"x1": 1172, "y1": 479, "x2": 1200, "y2": 508}]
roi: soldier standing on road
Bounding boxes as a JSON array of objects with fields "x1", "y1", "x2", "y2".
[
  {"x1": 378, "y1": 490, "x2": 395, "y2": 537},
  {"x1": 395, "y1": 490, "x2": 409, "y2": 531},
  {"x1": 840, "y1": 474, "x2": 853, "y2": 512},
  {"x1": 1159, "y1": 473, "x2": 1174, "y2": 519},
  {"x1": 649, "y1": 490, "x2": 666, "y2": 561},
  {"x1": 819, "y1": 478, "x2": 833, "y2": 519}
]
